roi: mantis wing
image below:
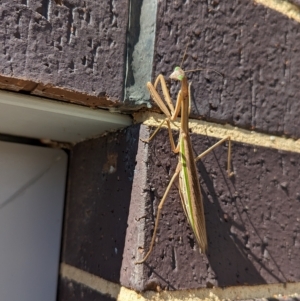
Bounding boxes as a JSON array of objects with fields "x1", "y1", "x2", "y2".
[{"x1": 178, "y1": 133, "x2": 208, "y2": 253}]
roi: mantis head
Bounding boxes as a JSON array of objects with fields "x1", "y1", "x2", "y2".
[{"x1": 169, "y1": 66, "x2": 185, "y2": 81}]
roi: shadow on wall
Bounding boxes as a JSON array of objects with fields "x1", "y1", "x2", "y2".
[
  {"x1": 199, "y1": 137, "x2": 290, "y2": 287},
  {"x1": 141, "y1": 131, "x2": 292, "y2": 290}
]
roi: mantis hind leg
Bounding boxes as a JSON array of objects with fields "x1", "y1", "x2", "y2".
[
  {"x1": 194, "y1": 136, "x2": 233, "y2": 177},
  {"x1": 135, "y1": 163, "x2": 181, "y2": 264}
]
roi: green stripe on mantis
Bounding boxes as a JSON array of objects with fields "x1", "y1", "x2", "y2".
[{"x1": 180, "y1": 135, "x2": 196, "y2": 233}]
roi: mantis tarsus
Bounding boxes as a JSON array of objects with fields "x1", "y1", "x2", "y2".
[{"x1": 135, "y1": 62, "x2": 233, "y2": 265}]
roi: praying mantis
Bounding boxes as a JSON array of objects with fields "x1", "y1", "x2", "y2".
[{"x1": 135, "y1": 56, "x2": 233, "y2": 264}]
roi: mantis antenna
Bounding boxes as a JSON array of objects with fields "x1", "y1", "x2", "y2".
[{"x1": 179, "y1": 42, "x2": 223, "y2": 77}]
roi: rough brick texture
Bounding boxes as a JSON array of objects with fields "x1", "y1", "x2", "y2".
[
  {"x1": 0, "y1": 1, "x2": 128, "y2": 106},
  {"x1": 133, "y1": 126, "x2": 300, "y2": 291},
  {"x1": 61, "y1": 124, "x2": 300, "y2": 292},
  {"x1": 154, "y1": 0, "x2": 300, "y2": 138},
  {"x1": 127, "y1": 126, "x2": 300, "y2": 291},
  {"x1": 61, "y1": 125, "x2": 140, "y2": 284}
]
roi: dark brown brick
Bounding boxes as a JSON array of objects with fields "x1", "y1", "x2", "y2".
[
  {"x1": 123, "y1": 126, "x2": 300, "y2": 291},
  {"x1": 0, "y1": 1, "x2": 128, "y2": 106},
  {"x1": 153, "y1": 1, "x2": 300, "y2": 138},
  {"x1": 62, "y1": 124, "x2": 300, "y2": 291},
  {"x1": 61, "y1": 125, "x2": 140, "y2": 284}
]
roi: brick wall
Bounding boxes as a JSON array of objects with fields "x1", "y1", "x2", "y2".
[{"x1": 1, "y1": 1, "x2": 300, "y2": 300}]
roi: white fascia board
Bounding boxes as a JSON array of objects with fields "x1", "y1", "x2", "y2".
[{"x1": 0, "y1": 90, "x2": 132, "y2": 143}]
